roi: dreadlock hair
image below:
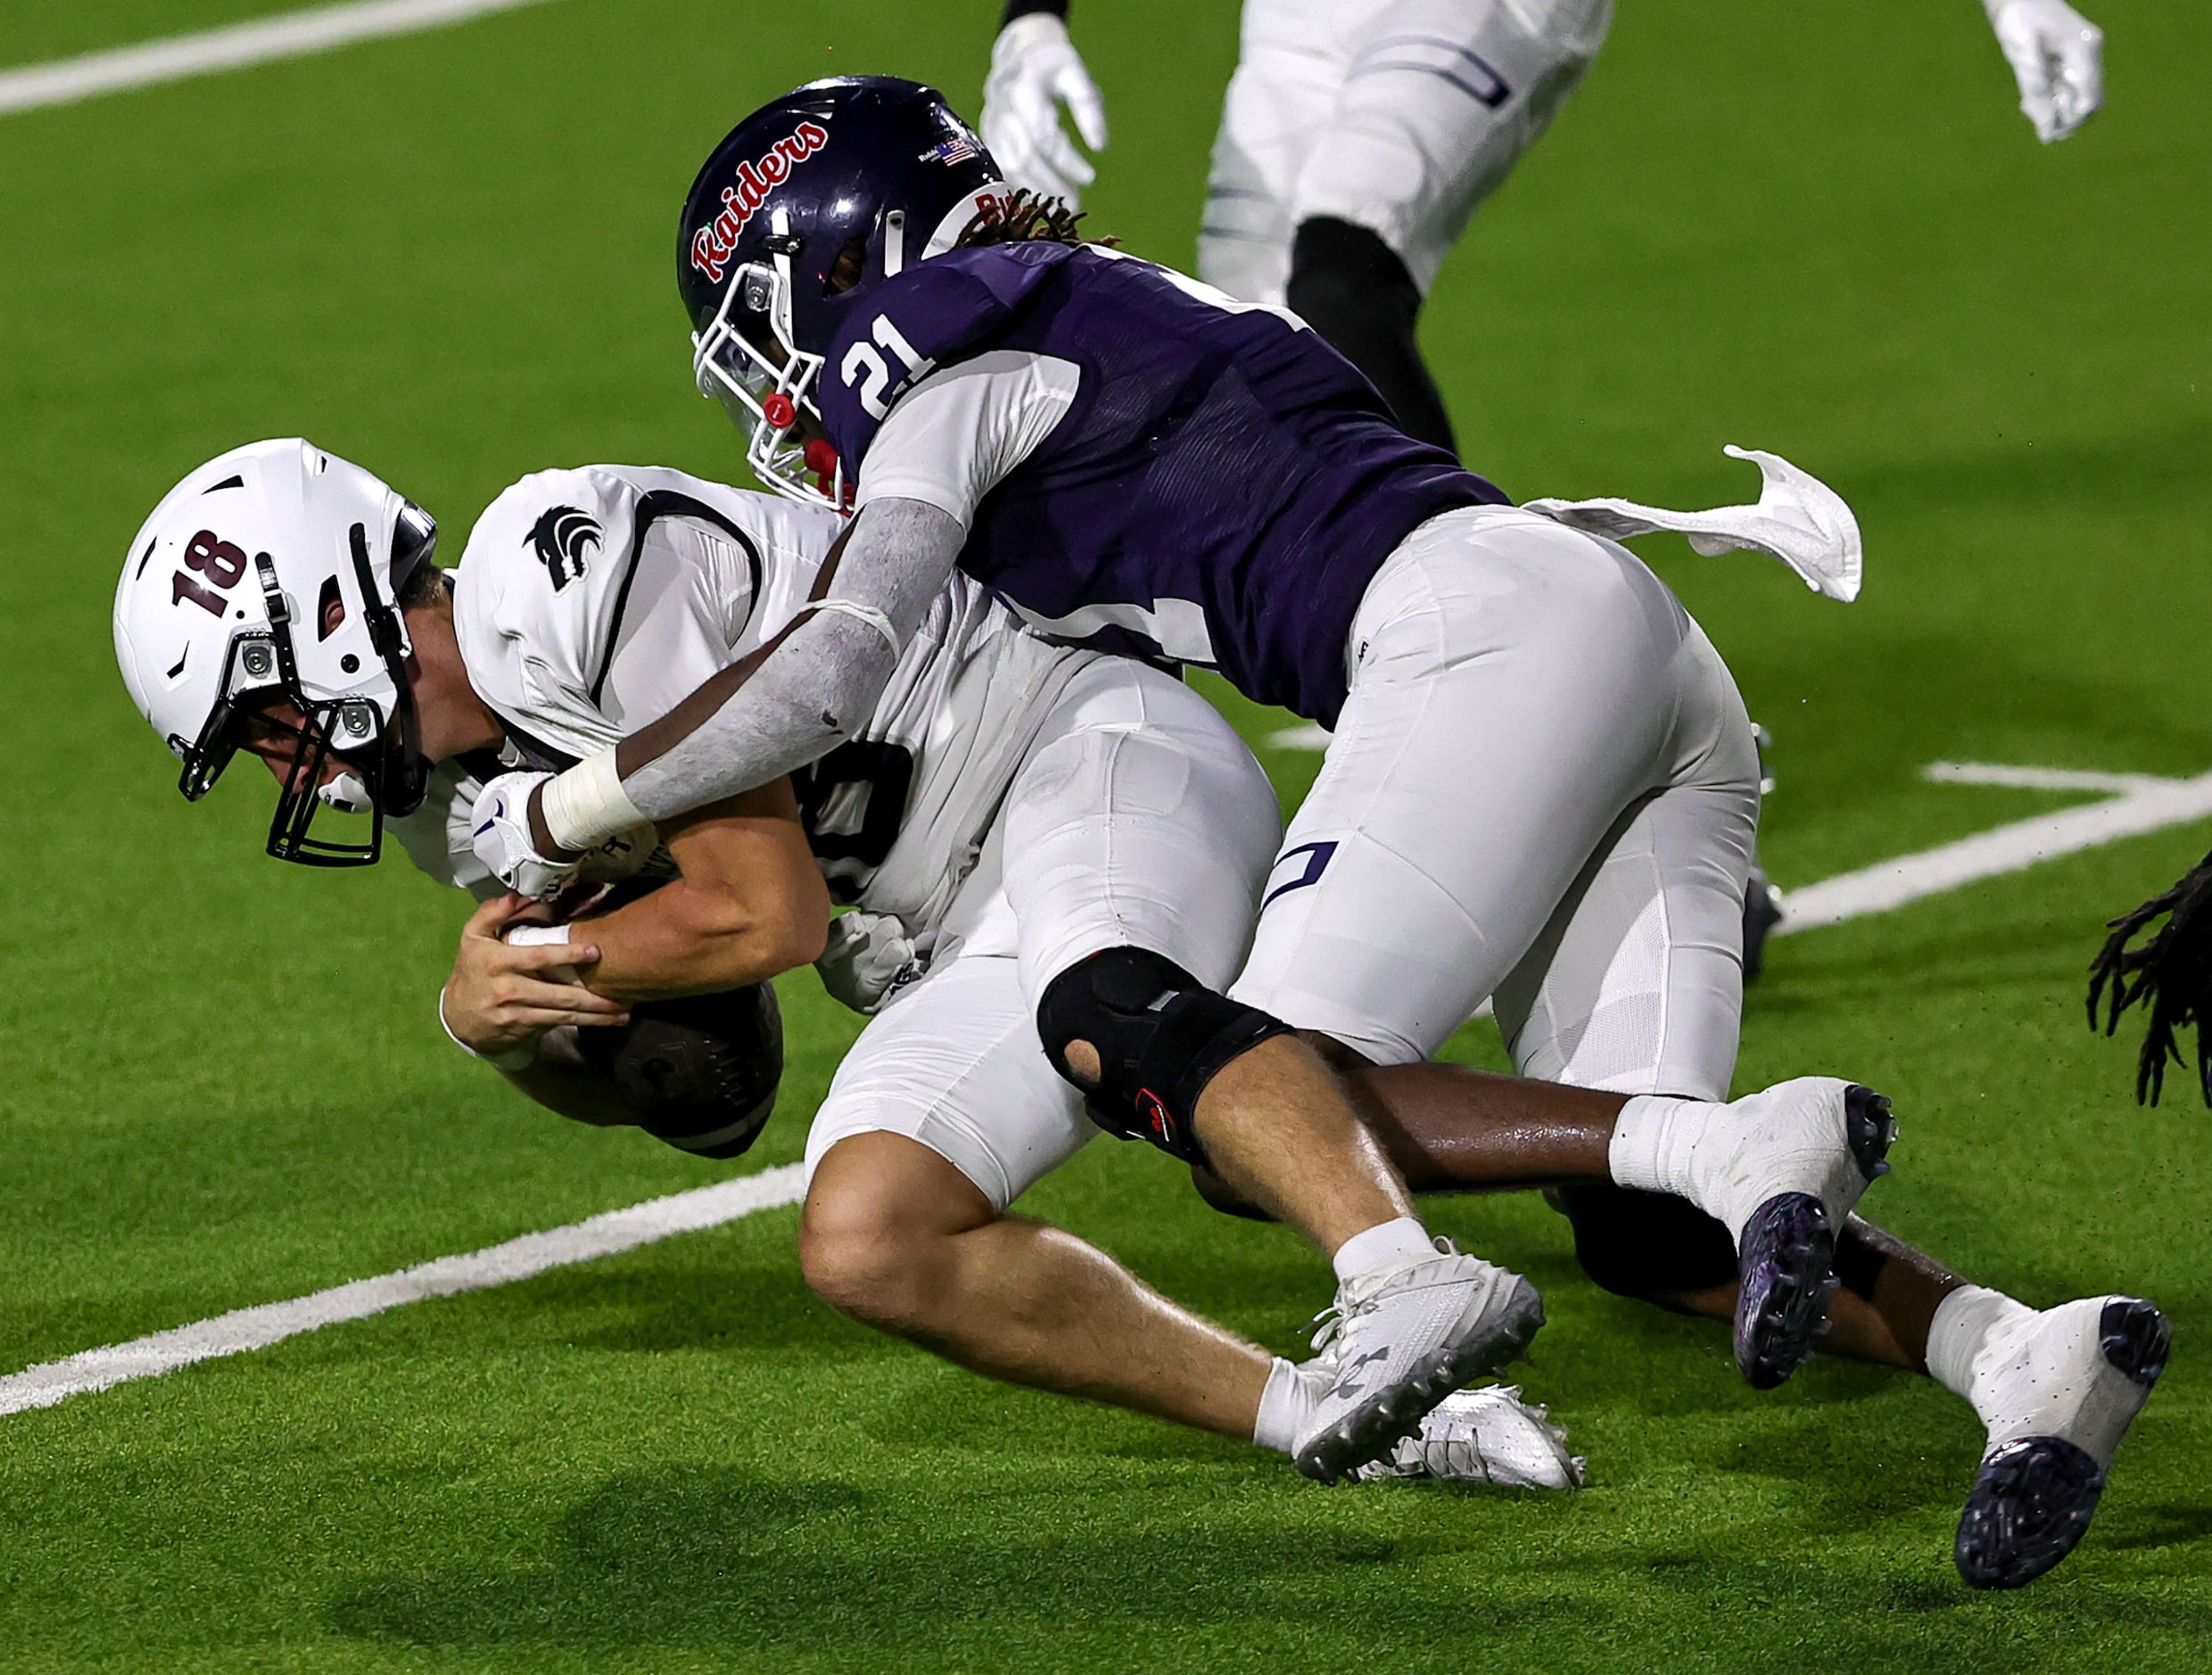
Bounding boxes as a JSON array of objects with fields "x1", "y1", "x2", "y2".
[
  {"x1": 954, "y1": 188, "x2": 1116, "y2": 252},
  {"x1": 396, "y1": 559, "x2": 449, "y2": 610},
  {"x1": 2087, "y1": 845, "x2": 2212, "y2": 1106}
]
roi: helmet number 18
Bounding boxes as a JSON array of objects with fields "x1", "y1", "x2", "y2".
[
  {"x1": 172, "y1": 530, "x2": 249, "y2": 618},
  {"x1": 840, "y1": 315, "x2": 936, "y2": 420}
]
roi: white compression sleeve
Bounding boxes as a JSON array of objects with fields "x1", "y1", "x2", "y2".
[{"x1": 613, "y1": 498, "x2": 966, "y2": 829}]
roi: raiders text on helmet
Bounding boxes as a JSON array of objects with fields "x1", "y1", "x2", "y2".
[
  {"x1": 678, "y1": 77, "x2": 1007, "y2": 510},
  {"x1": 113, "y1": 439, "x2": 436, "y2": 866}
]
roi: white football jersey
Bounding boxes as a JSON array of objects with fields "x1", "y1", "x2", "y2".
[{"x1": 403, "y1": 464, "x2": 1084, "y2": 936}]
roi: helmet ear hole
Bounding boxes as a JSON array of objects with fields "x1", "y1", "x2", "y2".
[
  {"x1": 825, "y1": 235, "x2": 868, "y2": 297},
  {"x1": 316, "y1": 574, "x2": 345, "y2": 641}
]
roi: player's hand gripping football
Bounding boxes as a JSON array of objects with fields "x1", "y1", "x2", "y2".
[
  {"x1": 440, "y1": 893, "x2": 629, "y2": 1062},
  {"x1": 982, "y1": 12, "x2": 1108, "y2": 206},
  {"x1": 1986, "y1": 0, "x2": 2104, "y2": 143}
]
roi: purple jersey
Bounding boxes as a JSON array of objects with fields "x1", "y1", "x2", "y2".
[{"x1": 817, "y1": 242, "x2": 1507, "y2": 725}]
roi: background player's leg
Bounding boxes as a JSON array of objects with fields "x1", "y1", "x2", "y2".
[
  {"x1": 1196, "y1": 0, "x2": 1343, "y2": 305},
  {"x1": 1284, "y1": 218, "x2": 1457, "y2": 452},
  {"x1": 1277, "y1": 0, "x2": 1614, "y2": 449}
]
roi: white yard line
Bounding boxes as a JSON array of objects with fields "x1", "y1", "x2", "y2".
[
  {"x1": 0, "y1": 1166, "x2": 804, "y2": 1416},
  {"x1": 1267, "y1": 722, "x2": 1335, "y2": 752},
  {"x1": 1776, "y1": 767, "x2": 2212, "y2": 935},
  {"x1": 0, "y1": 0, "x2": 560, "y2": 119},
  {"x1": 10, "y1": 759, "x2": 2211, "y2": 1419},
  {"x1": 1919, "y1": 761, "x2": 2182, "y2": 796}
]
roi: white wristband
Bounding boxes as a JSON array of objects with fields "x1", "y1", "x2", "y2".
[
  {"x1": 541, "y1": 746, "x2": 648, "y2": 852},
  {"x1": 438, "y1": 986, "x2": 538, "y2": 1072},
  {"x1": 503, "y1": 923, "x2": 574, "y2": 949}
]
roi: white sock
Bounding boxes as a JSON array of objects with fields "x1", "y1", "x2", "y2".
[
  {"x1": 1608, "y1": 1093, "x2": 1708, "y2": 1201},
  {"x1": 1925, "y1": 1283, "x2": 2033, "y2": 1419},
  {"x1": 1251, "y1": 1356, "x2": 1310, "y2": 1454},
  {"x1": 1330, "y1": 1216, "x2": 1435, "y2": 1282},
  {"x1": 1609, "y1": 1083, "x2": 1863, "y2": 1236},
  {"x1": 1927, "y1": 1284, "x2": 2154, "y2": 1460}
]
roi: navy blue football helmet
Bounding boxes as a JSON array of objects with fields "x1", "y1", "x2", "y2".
[{"x1": 679, "y1": 78, "x2": 1005, "y2": 508}]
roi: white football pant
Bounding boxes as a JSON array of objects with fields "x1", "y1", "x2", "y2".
[
  {"x1": 804, "y1": 656, "x2": 1283, "y2": 1209},
  {"x1": 1201, "y1": 0, "x2": 1614, "y2": 300},
  {"x1": 1230, "y1": 507, "x2": 1761, "y2": 1102}
]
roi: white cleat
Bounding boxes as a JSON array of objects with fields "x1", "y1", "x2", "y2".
[
  {"x1": 1292, "y1": 1241, "x2": 1545, "y2": 1485},
  {"x1": 1952, "y1": 1295, "x2": 2170, "y2": 1589},
  {"x1": 1351, "y1": 1385, "x2": 1586, "y2": 1490}
]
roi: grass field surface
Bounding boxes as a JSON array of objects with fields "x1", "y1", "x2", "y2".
[{"x1": 1, "y1": 1, "x2": 2208, "y2": 1668}]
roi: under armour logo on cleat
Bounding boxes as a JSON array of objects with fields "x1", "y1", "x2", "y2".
[{"x1": 1327, "y1": 1347, "x2": 1391, "y2": 1403}]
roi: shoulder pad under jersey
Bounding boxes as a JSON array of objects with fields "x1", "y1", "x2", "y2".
[
  {"x1": 820, "y1": 242, "x2": 1077, "y2": 474},
  {"x1": 452, "y1": 464, "x2": 839, "y2": 760}
]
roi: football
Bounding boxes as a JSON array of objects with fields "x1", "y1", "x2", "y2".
[{"x1": 574, "y1": 983, "x2": 784, "y2": 1159}]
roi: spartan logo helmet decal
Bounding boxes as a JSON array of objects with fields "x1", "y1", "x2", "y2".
[{"x1": 529, "y1": 506, "x2": 601, "y2": 591}]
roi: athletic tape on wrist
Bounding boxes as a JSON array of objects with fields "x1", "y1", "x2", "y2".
[
  {"x1": 437, "y1": 986, "x2": 539, "y2": 1072},
  {"x1": 503, "y1": 924, "x2": 573, "y2": 949},
  {"x1": 541, "y1": 747, "x2": 648, "y2": 852}
]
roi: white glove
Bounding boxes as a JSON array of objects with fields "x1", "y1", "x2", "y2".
[
  {"x1": 814, "y1": 910, "x2": 929, "y2": 1013},
  {"x1": 981, "y1": 12, "x2": 1108, "y2": 206},
  {"x1": 470, "y1": 771, "x2": 583, "y2": 902},
  {"x1": 1985, "y1": 0, "x2": 2103, "y2": 144}
]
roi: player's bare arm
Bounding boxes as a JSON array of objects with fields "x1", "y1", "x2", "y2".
[{"x1": 554, "y1": 783, "x2": 830, "y2": 1003}]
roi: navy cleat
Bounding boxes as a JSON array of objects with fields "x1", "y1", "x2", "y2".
[
  {"x1": 1954, "y1": 1297, "x2": 2170, "y2": 1589},
  {"x1": 1734, "y1": 1194, "x2": 1839, "y2": 1390},
  {"x1": 1731, "y1": 1084, "x2": 1896, "y2": 1388}
]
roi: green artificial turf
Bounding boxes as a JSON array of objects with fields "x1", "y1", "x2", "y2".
[{"x1": 1, "y1": 0, "x2": 2208, "y2": 1668}]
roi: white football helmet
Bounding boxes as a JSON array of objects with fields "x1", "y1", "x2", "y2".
[{"x1": 113, "y1": 439, "x2": 437, "y2": 866}]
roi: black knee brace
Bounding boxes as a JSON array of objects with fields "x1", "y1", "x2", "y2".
[
  {"x1": 1285, "y1": 216, "x2": 1458, "y2": 457},
  {"x1": 1549, "y1": 1183, "x2": 1739, "y2": 1301},
  {"x1": 1035, "y1": 947, "x2": 1293, "y2": 1164}
]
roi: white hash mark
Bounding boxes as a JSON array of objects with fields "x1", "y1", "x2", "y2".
[{"x1": 0, "y1": 0, "x2": 562, "y2": 120}]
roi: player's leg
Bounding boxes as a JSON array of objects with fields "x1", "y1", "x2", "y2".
[
  {"x1": 799, "y1": 956, "x2": 1271, "y2": 1440},
  {"x1": 1473, "y1": 639, "x2": 1886, "y2": 1387},
  {"x1": 1197, "y1": 0, "x2": 1346, "y2": 309},
  {"x1": 1289, "y1": 1024, "x2": 2164, "y2": 1582},
  {"x1": 1003, "y1": 658, "x2": 1544, "y2": 1481},
  {"x1": 1000, "y1": 658, "x2": 1391, "y2": 1243},
  {"x1": 1579, "y1": 1192, "x2": 2170, "y2": 1589},
  {"x1": 1279, "y1": 0, "x2": 1615, "y2": 450},
  {"x1": 798, "y1": 937, "x2": 1581, "y2": 1486},
  {"x1": 1231, "y1": 509, "x2": 1894, "y2": 1383}
]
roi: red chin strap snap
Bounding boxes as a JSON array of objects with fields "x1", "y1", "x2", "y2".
[
  {"x1": 803, "y1": 438, "x2": 840, "y2": 476},
  {"x1": 762, "y1": 392, "x2": 797, "y2": 430}
]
